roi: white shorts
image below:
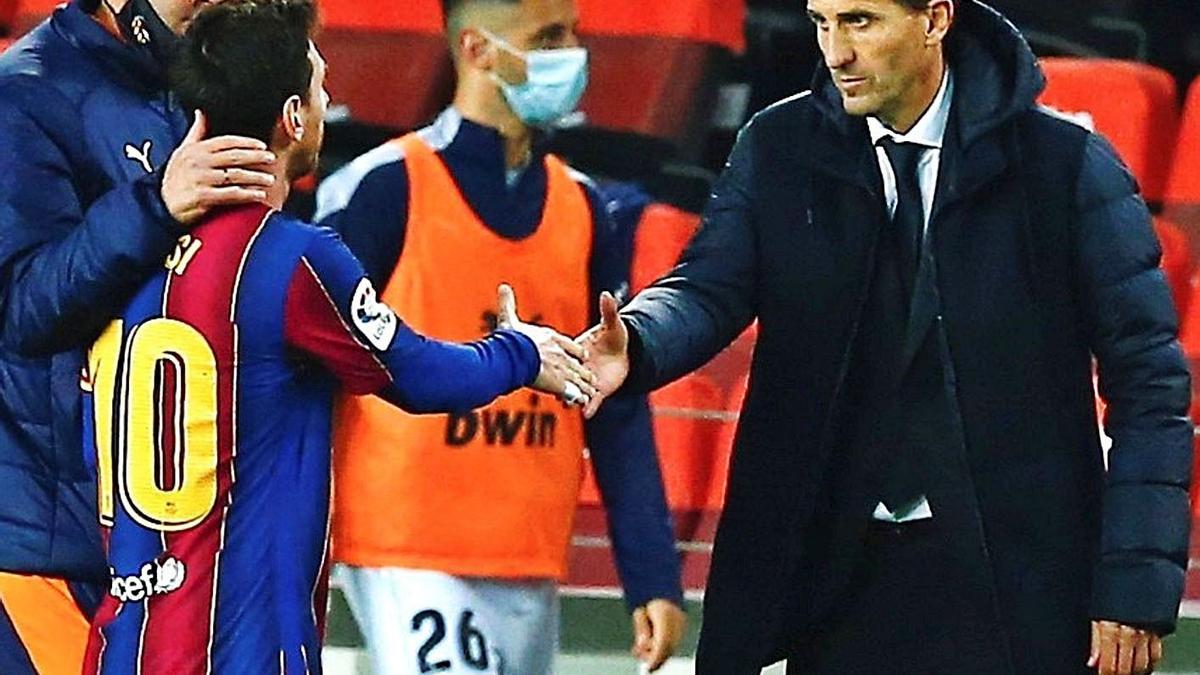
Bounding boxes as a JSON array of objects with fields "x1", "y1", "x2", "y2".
[{"x1": 338, "y1": 565, "x2": 560, "y2": 675}]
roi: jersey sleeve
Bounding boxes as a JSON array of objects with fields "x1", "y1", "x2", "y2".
[{"x1": 282, "y1": 226, "x2": 540, "y2": 412}]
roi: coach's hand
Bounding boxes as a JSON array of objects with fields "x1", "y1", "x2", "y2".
[
  {"x1": 162, "y1": 110, "x2": 277, "y2": 226},
  {"x1": 632, "y1": 599, "x2": 686, "y2": 672},
  {"x1": 496, "y1": 284, "x2": 597, "y2": 406},
  {"x1": 575, "y1": 291, "x2": 630, "y2": 419},
  {"x1": 1088, "y1": 620, "x2": 1163, "y2": 675}
]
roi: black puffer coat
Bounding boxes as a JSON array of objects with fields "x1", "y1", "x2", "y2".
[{"x1": 621, "y1": 2, "x2": 1193, "y2": 673}]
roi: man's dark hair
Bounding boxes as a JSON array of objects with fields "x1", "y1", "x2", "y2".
[
  {"x1": 172, "y1": 0, "x2": 317, "y2": 143},
  {"x1": 441, "y1": 0, "x2": 517, "y2": 47},
  {"x1": 898, "y1": 0, "x2": 960, "y2": 8}
]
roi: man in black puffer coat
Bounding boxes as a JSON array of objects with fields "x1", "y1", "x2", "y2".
[{"x1": 578, "y1": 1, "x2": 1193, "y2": 673}]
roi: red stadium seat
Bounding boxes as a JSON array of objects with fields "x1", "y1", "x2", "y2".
[
  {"x1": 0, "y1": 37, "x2": 12, "y2": 53},
  {"x1": 1165, "y1": 78, "x2": 1200, "y2": 250},
  {"x1": 648, "y1": 373, "x2": 736, "y2": 511},
  {"x1": 1160, "y1": 81, "x2": 1200, "y2": 520},
  {"x1": 1038, "y1": 58, "x2": 1179, "y2": 204},
  {"x1": 317, "y1": 0, "x2": 452, "y2": 130},
  {"x1": 1176, "y1": 266, "x2": 1200, "y2": 365},
  {"x1": 320, "y1": 0, "x2": 443, "y2": 34},
  {"x1": 575, "y1": 199, "x2": 751, "y2": 595},
  {"x1": 13, "y1": 0, "x2": 55, "y2": 33},
  {"x1": 631, "y1": 203, "x2": 699, "y2": 292},
  {"x1": 576, "y1": 35, "x2": 721, "y2": 145},
  {"x1": 637, "y1": 323, "x2": 755, "y2": 515},
  {"x1": 0, "y1": 0, "x2": 17, "y2": 34},
  {"x1": 18, "y1": 0, "x2": 54, "y2": 13},
  {"x1": 576, "y1": 370, "x2": 738, "y2": 512},
  {"x1": 1155, "y1": 217, "x2": 1194, "y2": 320},
  {"x1": 577, "y1": 0, "x2": 745, "y2": 53},
  {"x1": 1039, "y1": 59, "x2": 1193, "y2": 323},
  {"x1": 571, "y1": 0, "x2": 742, "y2": 146}
]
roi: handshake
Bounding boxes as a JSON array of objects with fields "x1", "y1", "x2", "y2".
[{"x1": 495, "y1": 284, "x2": 629, "y2": 419}]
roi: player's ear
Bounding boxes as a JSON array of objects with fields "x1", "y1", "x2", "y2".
[
  {"x1": 459, "y1": 27, "x2": 497, "y2": 72},
  {"x1": 281, "y1": 94, "x2": 306, "y2": 142}
]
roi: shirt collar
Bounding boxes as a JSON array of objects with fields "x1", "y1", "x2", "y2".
[
  {"x1": 867, "y1": 68, "x2": 954, "y2": 149},
  {"x1": 432, "y1": 107, "x2": 544, "y2": 172},
  {"x1": 439, "y1": 107, "x2": 507, "y2": 164}
]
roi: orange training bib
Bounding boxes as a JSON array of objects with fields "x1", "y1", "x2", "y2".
[{"x1": 332, "y1": 133, "x2": 593, "y2": 579}]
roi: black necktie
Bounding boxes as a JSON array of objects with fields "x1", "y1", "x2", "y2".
[
  {"x1": 880, "y1": 138, "x2": 927, "y2": 296},
  {"x1": 876, "y1": 138, "x2": 929, "y2": 513}
]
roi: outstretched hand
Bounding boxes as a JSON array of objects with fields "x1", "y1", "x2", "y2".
[
  {"x1": 575, "y1": 291, "x2": 631, "y2": 419},
  {"x1": 496, "y1": 284, "x2": 597, "y2": 406}
]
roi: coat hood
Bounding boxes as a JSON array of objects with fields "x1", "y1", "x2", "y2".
[{"x1": 810, "y1": 0, "x2": 1045, "y2": 147}]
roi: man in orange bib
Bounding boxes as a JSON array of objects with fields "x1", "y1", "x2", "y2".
[{"x1": 315, "y1": 0, "x2": 685, "y2": 672}]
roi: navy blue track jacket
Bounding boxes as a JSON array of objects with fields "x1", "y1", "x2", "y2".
[{"x1": 0, "y1": 0, "x2": 187, "y2": 583}]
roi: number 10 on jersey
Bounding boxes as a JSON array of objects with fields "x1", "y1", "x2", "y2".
[{"x1": 87, "y1": 318, "x2": 221, "y2": 532}]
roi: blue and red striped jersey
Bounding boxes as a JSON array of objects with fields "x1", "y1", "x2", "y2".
[{"x1": 80, "y1": 203, "x2": 538, "y2": 675}]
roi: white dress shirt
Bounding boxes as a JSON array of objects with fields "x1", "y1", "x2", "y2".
[{"x1": 865, "y1": 68, "x2": 954, "y2": 523}]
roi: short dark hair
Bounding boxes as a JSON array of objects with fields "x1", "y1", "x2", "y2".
[
  {"x1": 898, "y1": 0, "x2": 960, "y2": 8},
  {"x1": 441, "y1": 0, "x2": 518, "y2": 45},
  {"x1": 441, "y1": 0, "x2": 520, "y2": 23},
  {"x1": 171, "y1": 0, "x2": 317, "y2": 142}
]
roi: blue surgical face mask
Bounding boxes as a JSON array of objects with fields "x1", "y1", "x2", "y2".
[{"x1": 483, "y1": 30, "x2": 589, "y2": 126}]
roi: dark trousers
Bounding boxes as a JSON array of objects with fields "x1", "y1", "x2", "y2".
[
  {"x1": 0, "y1": 600, "x2": 37, "y2": 675},
  {"x1": 787, "y1": 519, "x2": 1009, "y2": 675}
]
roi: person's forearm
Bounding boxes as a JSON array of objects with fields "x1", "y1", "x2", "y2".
[
  {"x1": 375, "y1": 327, "x2": 539, "y2": 414},
  {"x1": 587, "y1": 394, "x2": 683, "y2": 610},
  {"x1": 618, "y1": 122, "x2": 759, "y2": 392},
  {"x1": 620, "y1": 278, "x2": 753, "y2": 393}
]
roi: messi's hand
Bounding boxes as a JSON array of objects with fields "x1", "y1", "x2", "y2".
[{"x1": 496, "y1": 284, "x2": 597, "y2": 406}]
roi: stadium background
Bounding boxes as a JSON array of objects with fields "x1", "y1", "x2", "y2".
[{"x1": 4, "y1": 0, "x2": 1200, "y2": 671}]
